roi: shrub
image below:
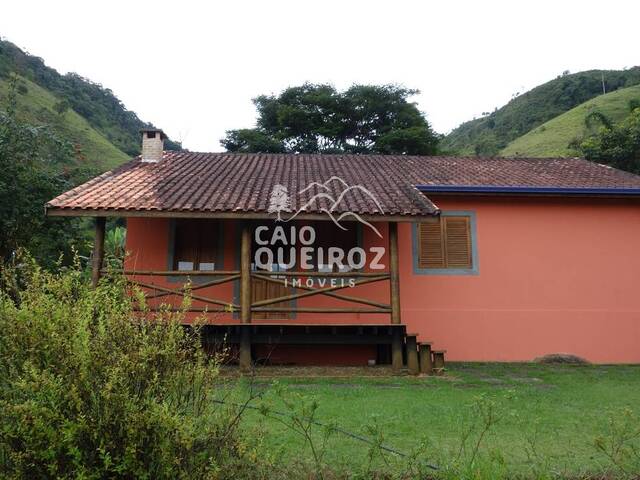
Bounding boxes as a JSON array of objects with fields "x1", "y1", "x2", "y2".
[{"x1": 0, "y1": 257, "x2": 260, "y2": 479}]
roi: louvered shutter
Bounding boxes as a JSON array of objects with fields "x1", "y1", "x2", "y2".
[
  {"x1": 418, "y1": 216, "x2": 472, "y2": 270},
  {"x1": 418, "y1": 221, "x2": 445, "y2": 268},
  {"x1": 443, "y1": 217, "x2": 472, "y2": 268}
]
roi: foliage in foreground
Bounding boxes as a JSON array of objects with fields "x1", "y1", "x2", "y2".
[
  {"x1": 252, "y1": 381, "x2": 640, "y2": 480},
  {"x1": 0, "y1": 258, "x2": 264, "y2": 479},
  {"x1": 0, "y1": 259, "x2": 639, "y2": 479},
  {"x1": 246, "y1": 379, "x2": 640, "y2": 480}
]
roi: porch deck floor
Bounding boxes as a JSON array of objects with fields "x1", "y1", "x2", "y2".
[{"x1": 201, "y1": 323, "x2": 405, "y2": 344}]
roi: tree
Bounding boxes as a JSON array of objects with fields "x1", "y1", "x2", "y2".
[
  {"x1": 0, "y1": 79, "x2": 88, "y2": 265},
  {"x1": 576, "y1": 106, "x2": 640, "y2": 174},
  {"x1": 221, "y1": 83, "x2": 440, "y2": 155},
  {"x1": 221, "y1": 128, "x2": 285, "y2": 153},
  {"x1": 473, "y1": 134, "x2": 500, "y2": 156},
  {"x1": 584, "y1": 110, "x2": 613, "y2": 130}
]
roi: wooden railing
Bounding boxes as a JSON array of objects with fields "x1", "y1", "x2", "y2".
[
  {"x1": 114, "y1": 270, "x2": 240, "y2": 312},
  {"x1": 249, "y1": 271, "x2": 390, "y2": 314},
  {"x1": 110, "y1": 269, "x2": 391, "y2": 315}
]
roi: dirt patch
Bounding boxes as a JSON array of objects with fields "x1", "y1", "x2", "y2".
[{"x1": 285, "y1": 382, "x2": 404, "y2": 389}]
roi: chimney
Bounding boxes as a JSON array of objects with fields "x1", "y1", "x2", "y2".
[{"x1": 140, "y1": 128, "x2": 166, "y2": 162}]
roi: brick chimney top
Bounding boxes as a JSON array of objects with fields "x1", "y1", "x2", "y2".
[{"x1": 140, "y1": 128, "x2": 166, "y2": 162}]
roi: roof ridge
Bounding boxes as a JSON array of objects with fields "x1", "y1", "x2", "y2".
[{"x1": 159, "y1": 151, "x2": 599, "y2": 162}]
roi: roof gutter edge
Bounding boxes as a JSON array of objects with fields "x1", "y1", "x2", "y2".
[
  {"x1": 45, "y1": 206, "x2": 440, "y2": 222},
  {"x1": 416, "y1": 185, "x2": 640, "y2": 196}
]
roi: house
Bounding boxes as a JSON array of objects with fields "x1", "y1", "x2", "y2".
[{"x1": 46, "y1": 129, "x2": 640, "y2": 368}]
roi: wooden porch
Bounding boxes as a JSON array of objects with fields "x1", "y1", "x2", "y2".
[{"x1": 93, "y1": 220, "x2": 416, "y2": 372}]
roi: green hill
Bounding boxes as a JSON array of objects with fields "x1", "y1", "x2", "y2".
[
  {"x1": 501, "y1": 84, "x2": 640, "y2": 158},
  {"x1": 442, "y1": 68, "x2": 640, "y2": 156},
  {"x1": 0, "y1": 75, "x2": 129, "y2": 170},
  {"x1": 0, "y1": 38, "x2": 180, "y2": 169}
]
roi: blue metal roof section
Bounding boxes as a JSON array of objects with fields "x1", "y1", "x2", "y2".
[{"x1": 415, "y1": 185, "x2": 640, "y2": 196}]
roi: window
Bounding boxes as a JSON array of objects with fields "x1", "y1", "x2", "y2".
[
  {"x1": 415, "y1": 213, "x2": 477, "y2": 274},
  {"x1": 251, "y1": 236, "x2": 294, "y2": 276},
  {"x1": 172, "y1": 219, "x2": 221, "y2": 271},
  {"x1": 311, "y1": 221, "x2": 360, "y2": 272}
]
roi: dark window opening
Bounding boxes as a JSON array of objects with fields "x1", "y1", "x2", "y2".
[
  {"x1": 311, "y1": 221, "x2": 360, "y2": 272},
  {"x1": 173, "y1": 219, "x2": 220, "y2": 271}
]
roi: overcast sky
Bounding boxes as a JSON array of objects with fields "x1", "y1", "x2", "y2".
[{"x1": 1, "y1": 0, "x2": 638, "y2": 152}]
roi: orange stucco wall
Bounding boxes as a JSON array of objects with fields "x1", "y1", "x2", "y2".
[
  {"x1": 400, "y1": 196, "x2": 640, "y2": 364},
  {"x1": 125, "y1": 196, "x2": 640, "y2": 364}
]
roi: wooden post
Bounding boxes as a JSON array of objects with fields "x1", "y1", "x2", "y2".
[
  {"x1": 389, "y1": 222, "x2": 403, "y2": 372},
  {"x1": 239, "y1": 325, "x2": 251, "y2": 372},
  {"x1": 91, "y1": 217, "x2": 106, "y2": 288},
  {"x1": 240, "y1": 222, "x2": 251, "y2": 323},
  {"x1": 391, "y1": 328, "x2": 403, "y2": 372},
  {"x1": 406, "y1": 335, "x2": 419, "y2": 375},
  {"x1": 389, "y1": 222, "x2": 401, "y2": 324},
  {"x1": 239, "y1": 223, "x2": 252, "y2": 370},
  {"x1": 419, "y1": 343, "x2": 433, "y2": 375},
  {"x1": 433, "y1": 350, "x2": 446, "y2": 376}
]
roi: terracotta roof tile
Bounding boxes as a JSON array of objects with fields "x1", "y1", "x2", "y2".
[{"x1": 46, "y1": 153, "x2": 640, "y2": 218}]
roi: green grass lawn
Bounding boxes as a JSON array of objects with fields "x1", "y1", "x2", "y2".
[
  {"x1": 227, "y1": 363, "x2": 640, "y2": 478},
  {"x1": 502, "y1": 84, "x2": 640, "y2": 158}
]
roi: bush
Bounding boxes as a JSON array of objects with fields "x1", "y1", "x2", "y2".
[
  {"x1": 577, "y1": 108, "x2": 640, "y2": 174},
  {"x1": 0, "y1": 257, "x2": 260, "y2": 479}
]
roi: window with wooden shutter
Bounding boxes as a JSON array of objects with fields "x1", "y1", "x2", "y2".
[
  {"x1": 173, "y1": 219, "x2": 221, "y2": 271},
  {"x1": 417, "y1": 215, "x2": 473, "y2": 270}
]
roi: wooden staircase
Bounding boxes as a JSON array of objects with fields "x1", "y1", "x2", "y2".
[{"x1": 405, "y1": 333, "x2": 446, "y2": 376}]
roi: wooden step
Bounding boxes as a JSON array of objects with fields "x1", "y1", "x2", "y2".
[
  {"x1": 405, "y1": 334, "x2": 419, "y2": 375},
  {"x1": 419, "y1": 343, "x2": 433, "y2": 375},
  {"x1": 432, "y1": 350, "x2": 446, "y2": 376}
]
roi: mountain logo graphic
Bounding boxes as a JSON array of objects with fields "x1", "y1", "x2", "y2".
[{"x1": 267, "y1": 177, "x2": 384, "y2": 238}]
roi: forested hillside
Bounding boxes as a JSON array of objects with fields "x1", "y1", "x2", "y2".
[
  {"x1": 442, "y1": 68, "x2": 640, "y2": 155},
  {"x1": 0, "y1": 75, "x2": 129, "y2": 170},
  {"x1": 502, "y1": 84, "x2": 640, "y2": 158},
  {"x1": 0, "y1": 38, "x2": 181, "y2": 266},
  {"x1": 0, "y1": 38, "x2": 180, "y2": 158}
]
